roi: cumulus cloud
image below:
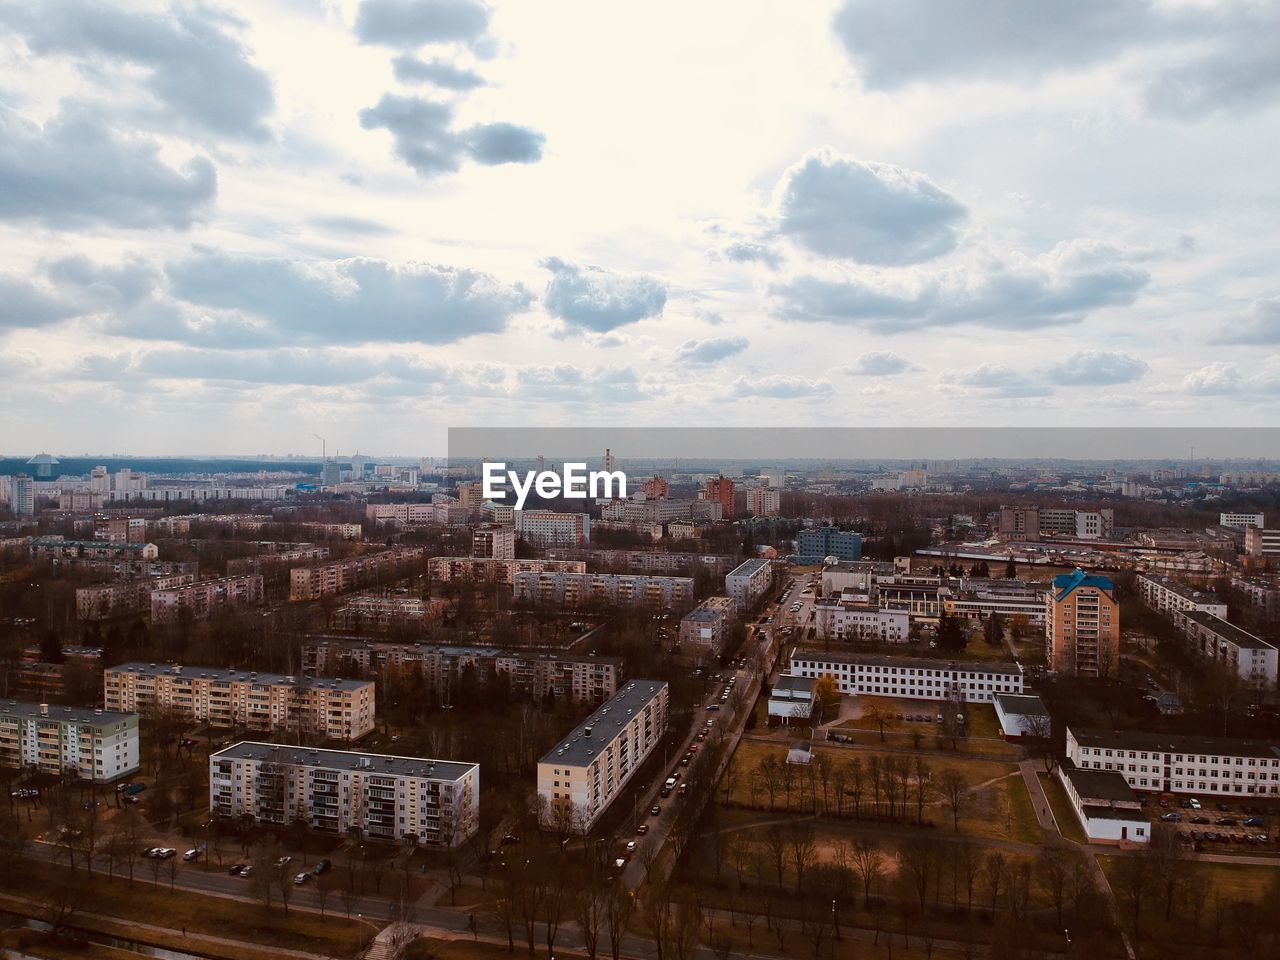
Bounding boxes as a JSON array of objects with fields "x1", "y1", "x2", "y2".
[
  {"x1": 514, "y1": 364, "x2": 651, "y2": 403},
  {"x1": 45, "y1": 255, "x2": 161, "y2": 307},
  {"x1": 673, "y1": 336, "x2": 749, "y2": 365},
  {"x1": 1043, "y1": 350, "x2": 1149, "y2": 386},
  {"x1": 837, "y1": 351, "x2": 918, "y2": 376},
  {"x1": 165, "y1": 247, "x2": 532, "y2": 344},
  {"x1": 0, "y1": 103, "x2": 215, "y2": 228},
  {"x1": 770, "y1": 148, "x2": 966, "y2": 265},
  {"x1": 0, "y1": 0, "x2": 275, "y2": 141},
  {"x1": 720, "y1": 241, "x2": 781, "y2": 269},
  {"x1": 359, "y1": 94, "x2": 543, "y2": 176},
  {"x1": 130, "y1": 348, "x2": 452, "y2": 386},
  {"x1": 731, "y1": 375, "x2": 833, "y2": 399},
  {"x1": 770, "y1": 240, "x2": 1149, "y2": 332},
  {"x1": 541, "y1": 257, "x2": 667, "y2": 333},
  {"x1": 354, "y1": 0, "x2": 492, "y2": 52},
  {"x1": 0, "y1": 275, "x2": 81, "y2": 330},
  {"x1": 1145, "y1": 32, "x2": 1280, "y2": 120},
  {"x1": 1181, "y1": 362, "x2": 1243, "y2": 395},
  {"x1": 392, "y1": 54, "x2": 486, "y2": 90},
  {"x1": 939, "y1": 364, "x2": 1052, "y2": 398},
  {"x1": 1211, "y1": 297, "x2": 1280, "y2": 345}
]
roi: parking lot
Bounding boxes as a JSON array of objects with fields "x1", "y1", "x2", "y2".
[{"x1": 1147, "y1": 794, "x2": 1280, "y2": 853}]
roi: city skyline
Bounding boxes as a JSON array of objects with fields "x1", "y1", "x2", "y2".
[{"x1": 3, "y1": 1, "x2": 1280, "y2": 453}]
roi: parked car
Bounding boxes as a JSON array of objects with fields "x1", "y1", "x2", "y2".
[
  {"x1": 1190, "y1": 816, "x2": 1210, "y2": 825},
  {"x1": 635, "y1": 824, "x2": 649, "y2": 836},
  {"x1": 1243, "y1": 817, "x2": 1265, "y2": 827},
  {"x1": 276, "y1": 855, "x2": 293, "y2": 867},
  {"x1": 239, "y1": 865, "x2": 253, "y2": 878},
  {"x1": 1216, "y1": 817, "x2": 1238, "y2": 826},
  {"x1": 1159, "y1": 812, "x2": 1180, "y2": 822},
  {"x1": 155, "y1": 848, "x2": 176, "y2": 859},
  {"x1": 229, "y1": 864, "x2": 246, "y2": 875},
  {"x1": 625, "y1": 841, "x2": 637, "y2": 854},
  {"x1": 314, "y1": 859, "x2": 332, "y2": 875},
  {"x1": 650, "y1": 805, "x2": 661, "y2": 816},
  {"x1": 182, "y1": 848, "x2": 202, "y2": 861},
  {"x1": 294, "y1": 872, "x2": 311, "y2": 885}
]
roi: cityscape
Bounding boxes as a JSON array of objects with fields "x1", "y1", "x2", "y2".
[{"x1": 3, "y1": 2, "x2": 1280, "y2": 960}]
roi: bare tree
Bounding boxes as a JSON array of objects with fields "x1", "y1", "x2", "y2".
[
  {"x1": 788, "y1": 821, "x2": 817, "y2": 895},
  {"x1": 939, "y1": 769, "x2": 967, "y2": 831},
  {"x1": 762, "y1": 823, "x2": 788, "y2": 887},
  {"x1": 604, "y1": 880, "x2": 635, "y2": 960},
  {"x1": 850, "y1": 836, "x2": 883, "y2": 908},
  {"x1": 983, "y1": 850, "x2": 1006, "y2": 918}
]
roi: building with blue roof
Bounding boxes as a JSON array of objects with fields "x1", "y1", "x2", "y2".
[{"x1": 1045, "y1": 569, "x2": 1118, "y2": 677}]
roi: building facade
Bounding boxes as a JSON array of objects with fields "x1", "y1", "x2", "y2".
[
  {"x1": 1245, "y1": 526, "x2": 1280, "y2": 558},
  {"x1": 210, "y1": 742, "x2": 478, "y2": 846},
  {"x1": 726, "y1": 557, "x2": 774, "y2": 612},
  {"x1": 812, "y1": 598, "x2": 910, "y2": 644},
  {"x1": 1066, "y1": 726, "x2": 1280, "y2": 796},
  {"x1": 472, "y1": 523, "x2": 516, "y2": 560},
  {"x1": 427, "y1": 556, "x2": 586, "y2": 584},
  {"x1": 747, "y1": 486, "x2": 781, "y2": 517},
  {"x1": 76, "y1": 574, "x2": 196, "y2": 621},
  {"x1": 1136, "y1": 573, "x2": 1228, "y2": 618},
  {"x1": 796, "y1": 526, "x2": 862, "y2": 562},
  {"x1": 1221, "y1": 512, "x2": 1266, "y2": 530},
  {"x1": 289, "y1": 548, "x2": 426, "y2": 601},
  {"x1": 513, "y1": 571, "x2": 695, "y2": 609},
  {"x1": 1045, "y1": 570, "x2": 1120, "y2": 677},
  {"x1": 679, "y1": 597, "x2": 736, "y2": 657},
  {"x1": 1170, "y1": 610, "x2": 1278, "y2": 687},
  {"x1": 151, "y1": 575, "x2": 265, "y2": 624},
  {"x1": 537, "y1": 680, "x2": 668, "y2": 831},
  {"x1": 515, "y1": 510, "x2": 590, "y2": 546},
  {"x1": 0, "y1": 701, "x2": 138, "y2": 783},
  {"x1": 104, "y1": 663, "x2": 375, "y2": 740},
  {"x1": 786, "y1": 651, "x2": 1024, "y2": 702}
]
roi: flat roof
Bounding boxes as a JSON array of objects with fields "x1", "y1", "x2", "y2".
[
  {"x1": 1180, "y1": 610, "x2": 1275, "y2": 651},
  {"x1": 1081, "y1": 804, "x2": 1149, "y2": 823},
  {"x1": 791, "y1": 649, "x2": 1022, "y2": 676},
  {"x1": 307, "y1": 638, "x2": 625, "y2": 667},
  {"x1": 540, "y1": 679, "x2": 667, "y2": 768},
  {"x1": 772, "y1": 675, "x2": 816, "y2": 698},
  {"x1": 1060, "y1": 763, "x2": 1138, "y2": 805},
  {"x1": 106, "y1": 661, "x2": 370, "y2": 691},
  {"x1": 994, "y1": 693, "x2": 1050, "y2": 718},
  {"x1": 211, "y1": 741, "x2": 475, "y2": 781},
  {"x1": 1070, "y1": 725, "x2": 1280, "y2": 760},
  {"x1": 727, "y1": 558, "x2": 772, "y2": 577},
  {"x1": 0, "y1": 699, "x2": 135, "y2": 726},
  {"x1": 1137, "y1": 573, "x2": 1223, "y2": 603}
]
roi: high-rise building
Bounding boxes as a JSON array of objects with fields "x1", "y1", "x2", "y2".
[
  {"x1": 0, "y1": 701, "x2": 139, "y2": 783},
  {"x1": 9, "y1": 474, "x2": 34, "y2": 516},
  {"x1": 640, "y1": 475, "x2": 670, "y2": 499},
  {"x1": 472, "y1": 523, "x2": 516, "y2": 560},
  {"x1": 747, "y1": 486, "x2": 781, "y2": 517},
  {"x1": 796, "y1": 526, "x2": 861, "y2": 562},
  {"x1": 704, "y1": 475, "x2": 735, "y2": 518},
  {"x1": 1045, "y1": 570, "x2": 1120, "y2": 677},
  {"x1": 515, "y1": 510, "x2": 590, "y2": 546}
]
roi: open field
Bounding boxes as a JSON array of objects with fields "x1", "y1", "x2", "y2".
[{"x1": 1040, "y1": 769, "x2": 1088, "y2": 845}]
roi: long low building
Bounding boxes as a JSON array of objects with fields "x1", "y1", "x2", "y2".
[
  {"x1": 104, "y1": 663, "x2": 375, "y2": 740},
  {"x1": 1056, "y1": 761, "x2": 1150, "y2": 844},
  {"x1": 1171, "y1": 609, "x2": 1278, "y2": 687},
  {"x1": 993, "y1": 693, "x2": 1050, "y2": 739},
  {"x1": 210, "y1": 742, "x2": 478, "y2": 846},
  {"x1": 427, "y1": 556, "x2": 587, "y2": 584},
  {"x1": 301, "y1": 638, "x2": 623, "y2": 703},
  {"x1": 513, "y1": 571, "x2": 695, "y2": 610},
  {"x1": 537, "y1": 680, "x2": 668, "y2": 832},
  {"x1": 76, "y1": 574, "x2": 195, "y2": 620},
  {"x1": 813, "y1": 597, "x2": 910, "y2": 644},
  {"x1": 289, "y1": 548, "x2": 426, "y2": 601},
  {"x1": 786, "y1": 650, "x2": 1024, "y2": 703},
  {"x1": 546, "y1": 548, "x2": 739, "y2": 576},
  {"x1": 151, "y1": 574, "x2": 264, "y2": 624},
  {"x1": 1136, "y1": 573, "x2": 1227, "y2": 618},
  {"x1": 1066, "y1": 726, "x2": 1280, "y2": 796},
  {"x1": 0, "y1": 700, "x2": 139, "y2": 783}
]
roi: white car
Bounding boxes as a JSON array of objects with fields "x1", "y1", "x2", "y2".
[{"x1": 294, "y1": 872, "x2": 311, "y2": 885}]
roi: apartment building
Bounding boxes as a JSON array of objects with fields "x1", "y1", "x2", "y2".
[
  {"x1": 76, "y1": 574, "x2": 195, "y2": 621},
  {"x1": 813, "y1": 598, "x2": 910, "y2": 644},
  {"x1": 726, "y1": 557, "x2": 774, "y2": 612},
  {"x1": 1065, "y1": 726, "x2": 1280, "y2": 796},
  {"x1": 820, "y1": 560, "x2": 894, "y2": 597},
  {"x1": 1221, "y1": 512, "x2": 1265, "y2": 530},
  {"x1": 226, "y1": 546, "x2": 330, "y2": 576},
  {"x1": 1245, "y1": 526, "x2": 1280, "y2": 558},
  {"x1": 29, "y1": 538, "x2": 159, "y2": 561},
  {"x1": 427, "y1": 556, "x2": 586, "y2": 584},
  {"x1": 92, "y1": 516, "x2": 148, "y2": 543},
  {"x1": 1232, "y1": 575, "x2": 1280, "y2": 618},
  {"x1": 1056, "y1": 762, "x2": 1149, "y2": 844},
  {"x1": 640, "y1": 475, "x2": 669, "y2": 498},
  {"x1": 210, "y1": 742, "x2": 478, "y2": 846},
  {"x1": 703, "y1": 476, "x2": 735, "y2": 518},
  {"x1": 151, "y1": 575, "x2": 265, "y2": 624},
  {"x1": 1136, "y1": 573, "x2": 1228, "y2": 618},
  {"x1": 998, "y1": 506, "x2": 1040, "y2": 541},
  {"x1": 875, "y1": 574, "x2": 945, "y2": 620},
  {"x1": 331, "y1": 595, "x2": 447, "y2": 631},
  {"x1": 786, "y1": 651, "x2": 1024, "y2": 702},
  {"x1": 104, "y1": 663, "x2": 375, "y2": 740},
  {"x1": 537, "y1": 680, "x2": 668, "y2": 831},
  {"x1": 545, "y1": 549, "x2": 738, "y2": 576},
  {"x1": 288, "y1": 548, "x2": 426, "y2": 601},
  {"x1": 0, "y1": 700, "x2": 139, "y2": 783},
  {"x1": 472, "y1": 523, "x2": 516, "y2": 560},
  {"x1": 943, "y1": 578, "x2": 1048, "y2": 625},
  {"x1": 796, "y1": 526, "x2": 862, "y2": 562},
  {"x1": 301, "y1": 639, "x2": 623, "y2": 703},
  {"x1": 999, "y1": 507, "x2": 1114, "y2": 541},
  {"x1": 366, "y1": 503, "x2": 437, "y2": 524},
  {"x1": 513, "y1": 571, "x2": 695, "y2": 609},
  {"x1": 747, "y1": 486, "x2": 781, "y2": 518},
  {"x1": 679, "y1": 597, "x2": 736, "y2": 657},
  {"x1": 600, "y1": 497, "x2": 721, "y2": 525},
  {"x1": 8, "y1": 475, "x2": 34, "y2": 516},
  {"x1": 515, "y1": 510, "x2": 590, "y2": 546},
  {"x1": 1170, "y1": 609, "x2": 1278, "y2": 686},
  {"x1": 1045, "y1": 570, "x2": 1120, "y2": 677}
]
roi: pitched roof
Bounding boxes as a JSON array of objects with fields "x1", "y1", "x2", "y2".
[{"x1": 1051, "y1": 569, "x2": 1114, "y2": 600}]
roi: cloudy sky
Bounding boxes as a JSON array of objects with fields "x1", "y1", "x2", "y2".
[{"x1": 2, "y1": 0, "x2": 1279, "y2": 456}]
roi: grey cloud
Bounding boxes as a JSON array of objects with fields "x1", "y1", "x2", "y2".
[
  {"x1": 392, "y1": 54, "x2": 486, "y2": 90},
  {"x1": 772, "y1": 149, "x2": 966, "y2": 265},
  {"x1": 45, "y1": 255, "x2": 161, "y2": 306},
  {"x1": 838, "y1": 351, "x2": 917, "y2": 376},
  {"x1": 515, "y1": 364, "x2": 651, "y2": 403},
  {"x1": 939, "y1": 364, "x2": 1052, "y2": 398},
  {"x1": 359, "y1": 94, "x2": 543, "y2": 176},
  {"x1": 0, "y1": 103, "x2": 215, "y2": 228},
  {"x1": 731, "y1": 375, "x2": 833, "y2": 400},
  {"x1": 832, "y1": 0, "x2": 1161, "y2": 90},
  {"x1": 721, "y1": 241, "x2": 781, "y2": 269},
  {"x1": 355, "y1": 0, "x2": 492, "y2": 51},
  {"x1": 131, "y1": 348, "x2": 450, "y2": 386},
  {"x1": 673, "y1": 336, "x2": 749, "y2": 365},
  {"x1": 1145, "y1": 32, "x2": 1280, "y2": 120},
  {"x1": 165, "y1": 247, "x2": 533, "y2": 344},
  {"x1": 1211, "y1": 297, "x2": 1280, "y2": 345},
  {"x1": 541, "y1": 257, "x2": 667, "y2": 333},
  {"x1": 1043, "y1": 350, "x2": 1149, "y2": 386},
  {"x1": 0, "y1": 275, "x2": 80, "y2": 329},
  {"x1": 770, "y1": 240, "x2": 1149, "y2": 332},
  {"x1": 1, "y1": 0, "x2": 275, "y2": 141},
  {"x1": 309, "y1": 215, "x2": 398, "y2": 237}
]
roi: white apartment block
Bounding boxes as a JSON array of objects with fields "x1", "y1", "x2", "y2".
[
  {"x1": 472, "y1": 524, "x2": 516, "y2": 560},
  {"x1": 289, "y1": 548, "x2": 426, "y2": 600},
  {"x1": 875, "y1": 575, "x2": 945, "y2": 620},
  {"x1": 1245, "y1": 526, "x2": 1280, "y2": 558},
  {"x1": 226, "y1": 546, "x2": 330, "y2": 576},
  {"x1": 1170, "y1": 609, "x2": 1278, "y2": 687},
  {"x1": 1232, "y1": 575, "x2": 1280, "y2": 618},
  {"x1": 77, "y1": 574, "x2": 195, "y2": 620},
  {"x1": 210, "y1": 742, "x2": 478, "y2": 846},
  {"x1": 813, "y1": 598, "x2": 910, "y2": 644},
  {"x1": 1066, "y1": 726, "x2": 1280, "y2": 796},
  {"x1": 1221, "y1": 512, "x2": 1265, "y2": 530},
  {"x1": 726, "y1": 557, "x2": 774, "y2": 612},
  {"x1": 747, "y1": 486, "x2": 781, "y2": 517},
  {"x1": 427, "y1": 556, "x2": 587, "y2": 584},
  {"x1": 545, "y1": 549, "x2": 738, "y2": 576},
  {"x1": 1074, "y1": 510, "x2": 1115, "y2": 539},
  {"x1": 786, "y1": 651, "x2": 1025, "y2": 703},
  {"x1": 302, "y1": 639, "x2": 623, "y2": 703},
  {"x1": 537, "y1": 680, "x2": 668, "y2": 832},
  {"x1": 0, "y1": 701, "x2": 139, "y2": 783},
  {"x1": 366, "y1": 503, "x2": 437, "y2": 524},
  {"x1": 105, "y1": 486, "x2": 289, "y2": 502},
  {"x1": 515, "y1": 510, "x2": 590, "y2": 546},
  {"x1": 1136, "y1": 573, "x2": 1228, "y2": 618},
  {"x1": 332, "y1": 595, "x2": 447, "y2": 631},
  {"x1": 104, "y1": 663, "x2": 375, "y2": 740},
  {"x1": 151, "y1": 575, "x2": 264, "y2": 624},
  {"x1": 513, "y1": 571, "x2": 695, "y2": 609},
  {"x1": 679, "y1": 597, "x2": 736, "y2": 657}
]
